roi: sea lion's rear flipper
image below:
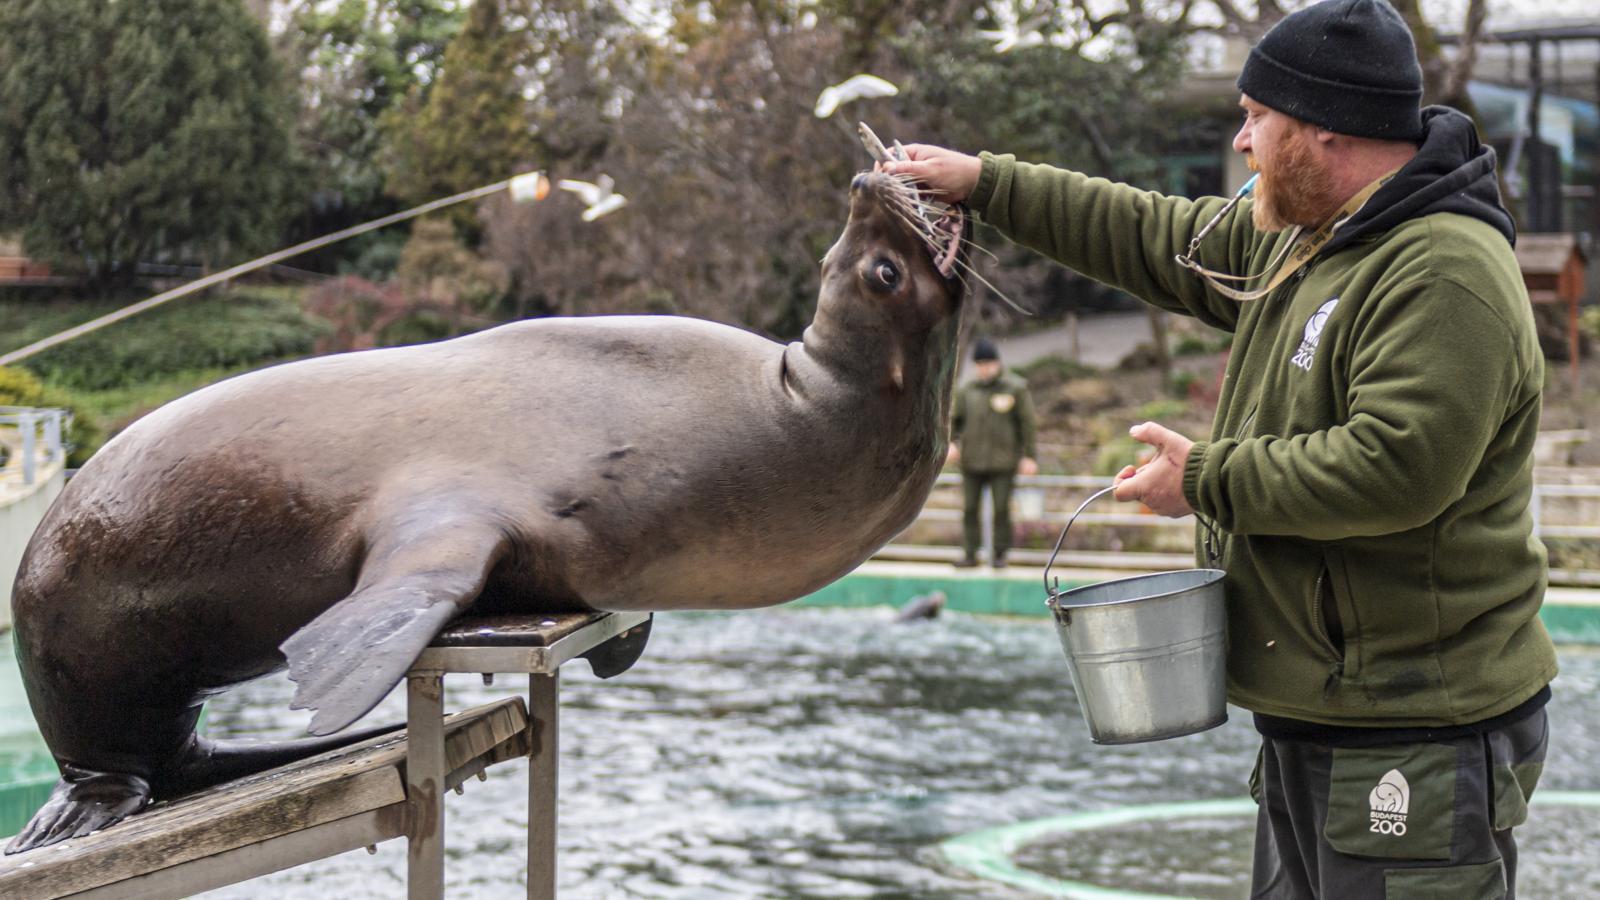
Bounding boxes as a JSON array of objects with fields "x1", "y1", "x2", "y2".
[
  {"x1": 5, "y1": 766, "x2": 150, "y2": 853},
  {"x1": 282, "y1": 521, "x2": 511, "y2": 736},
  {"x1": 166, "y1": 720, "x2": 407, "y2": 795}
]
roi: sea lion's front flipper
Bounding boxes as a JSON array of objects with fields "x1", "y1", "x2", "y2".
[{"x1": 282, "y1": 521, "x2": 511, "y2": 736}]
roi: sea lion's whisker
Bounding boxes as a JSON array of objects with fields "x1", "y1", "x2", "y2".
[
  {"x1": 890, "y1": 213, "x2": 956, "y2": 273},
  {"x1": 886, "y1": 204, "x2": 970, "y2": 281},
  {"x1": 877, "y1": 177, "x2": 983, "y2": 282},
  {"x1": 946, "y1": 254, "x2": 1031, "y2": 315},
  {"x1": 888, "y1": 210, "x2": 942, "y2": 251},
  {"x1": 889, "y1": 197, "x2": 934, "y2": 237}
]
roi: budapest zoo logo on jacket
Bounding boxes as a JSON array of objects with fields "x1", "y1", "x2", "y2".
[
  {"x1": 1369, "y1": 768, "x2": 1411, "y2": 836},
  {"x1": 1290, "y1": 297, "x2": 1339, "y2": 372}
]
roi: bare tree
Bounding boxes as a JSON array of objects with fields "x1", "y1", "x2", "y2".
[
  {"x1": 482, "y1": 11, "x2": 862, "y2": 334},
  {"x1": 1392, "y1": 0, "x2": 1490, "y2": 109}
]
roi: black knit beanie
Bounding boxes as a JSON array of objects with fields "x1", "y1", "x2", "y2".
[
  {"x1": 971, "y1": 338, "x2": 999, "y2": 362},
  {"x1": 1236, "y1": 0, "x2": 1424, "y2": 141}
]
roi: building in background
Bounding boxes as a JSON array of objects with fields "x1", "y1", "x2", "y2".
[{"x1": 1165, "y1": 15, "x2": 1598, "y2": 305}]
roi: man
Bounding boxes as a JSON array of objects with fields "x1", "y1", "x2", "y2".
[
  {"x1": 887, "y1": 0, "x2": 1556, "y2": 896},
  {"x1": 949, "y1": 338, "x2": 1038, "y2": 568}
]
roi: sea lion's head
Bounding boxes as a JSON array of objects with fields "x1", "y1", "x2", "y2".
[{"x1": 817, "y1": 170, "x2": 970, "y2": 339}]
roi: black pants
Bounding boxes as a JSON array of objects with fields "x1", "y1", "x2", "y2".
[
  {"x1": 1250, "y1": 708, "x2": 1549, "y2": 899},
  {"x1": 960, "y1": 471, "x2": 1014, "y2": 559}
]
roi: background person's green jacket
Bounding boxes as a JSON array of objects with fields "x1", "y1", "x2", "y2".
[
  {"x1": 968, "y1": 108, "x2": 1557, "y2": 728},
  {"x1": 952, "y1": 372, "x2": 1037, "y2": 474}
]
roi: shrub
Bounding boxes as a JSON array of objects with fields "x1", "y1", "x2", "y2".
[
  {"x1": 1093, "y1": 434, "x2": 1147, "y2": 477},
  {"x1": 20, "y1": 288, "x2": 326, "y2": 392},
  {"x1": 1580, "y1": 305, "x2": 1600, "y2": 345},
  {"x1": 396, "y1": 219, "x2": 509, "y2": 333},
  {"x1": 1170, "y1": 371, "x2": 1201, "y2": 396},
  {"x1": 1016, "y1": 353, "x2": 1097, "y2": 392},
  {"x1": 0, "y1": 365, "x2": 101, "y2": 464},
  {"x1": 1135, "y1": 398, "x2": 1188, "y2": 421}
]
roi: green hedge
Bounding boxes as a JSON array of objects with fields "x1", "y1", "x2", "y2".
[{"x1": 17, "y1": 288, "x2": 326, "y2": 392}]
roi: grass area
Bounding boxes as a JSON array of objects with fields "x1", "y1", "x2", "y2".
[
  {"x1": 0, "y1": 294, "x2": 128, "y2": 355},
  {"x1": 1, "y1": 285, "x2": 323, "y2": 459},
  {"x1": 11, "y1": 287, "x2": 324, "y2": 392},
  {"x1": 64, "y1": 364, "x2": 277, "y2": 431}
]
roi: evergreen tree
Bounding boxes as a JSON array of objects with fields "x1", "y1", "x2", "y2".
[
  {"x1": 378, "y1": 0, "x2": 537, "y2": 206},
  {"x1": 283, "y1": 0, "x2": 465, "y2": 250},
  {"x1": 0, "y1": 0, "x2": 300, "y2": 280}
]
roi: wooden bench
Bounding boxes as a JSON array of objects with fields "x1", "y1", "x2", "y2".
[{"x1": 0, "y1": 257, "x2": 63, "y2": 285}]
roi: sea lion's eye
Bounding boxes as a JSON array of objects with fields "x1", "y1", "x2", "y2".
[{"x1": 874, "y1": 260, "x2": 900, "y2": 287}]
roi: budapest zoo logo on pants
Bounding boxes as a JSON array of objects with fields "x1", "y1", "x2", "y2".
[{"x1": 1369, "y1": 768, "x2": 1410, "y2": 836}]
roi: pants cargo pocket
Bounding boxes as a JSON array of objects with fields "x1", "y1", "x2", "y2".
[
  {"x1": 1324, "y1": 744, "x2": 1456, "y2": 860},
  {"x1": 1249, "y1": 744, "x2": 1265, "y2": 804},
  {"x1": 1487, "y1": 711, "x2": 1548, "y2": 832},
  {"x1": 1384, "y1": 858, "x2": 1506, "y2": 899},
  {"x1": 1490, "y1": 761, "x2": 1538, "y2": 831}
]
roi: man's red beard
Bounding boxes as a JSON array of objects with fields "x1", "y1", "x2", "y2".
[{"x1": 1248, "y1": 127, "x2": 1341, "y2": 232}]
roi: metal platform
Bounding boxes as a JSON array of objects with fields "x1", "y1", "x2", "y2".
[
  {"x1": 0, "y1": 610, "x2": 652, "y2": 899},
  {"x1": 405, "y1": 610, "x2": 652, "y2": 900}
]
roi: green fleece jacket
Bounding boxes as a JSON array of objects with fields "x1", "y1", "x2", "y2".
[
  {"x1": 952, "y1": 372, "x2": 1037, "y2": 474},
  {"x1": 971, "y1": 122, "x2": 1557, "y2": 727}
]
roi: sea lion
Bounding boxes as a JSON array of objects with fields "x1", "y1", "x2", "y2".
[
  {"x1": 893, "y1": 590, "x2": 947, "y2": 623},
  {"x1": 7, "y1": 170, "x2": 971, "y2": 852}
]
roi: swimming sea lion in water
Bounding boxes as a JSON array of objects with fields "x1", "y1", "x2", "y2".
[
  {"x1": 7, "y1": 170, "x2": 971, "y2": 852},
  {"x1": 893, "y1": 590, "x2": 947, "y2": 623}
]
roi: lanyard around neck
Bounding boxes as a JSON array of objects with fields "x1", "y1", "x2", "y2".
[{"x1": 1177, "y1": 169, "x2": 1397, "y2": 302}]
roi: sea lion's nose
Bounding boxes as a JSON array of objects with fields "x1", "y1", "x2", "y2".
[{"x1": 851, "y1": 172, "x2": 870, "y2": 192}]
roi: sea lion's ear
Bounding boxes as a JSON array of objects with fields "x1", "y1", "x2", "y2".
[{"x1": 281, "y1": 518, "x2": 511, "y2": 735}]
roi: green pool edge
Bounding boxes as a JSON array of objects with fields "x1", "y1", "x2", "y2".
[
  {"x1": 791, "y1": 567, "x2": 1600, "y2": 646},
  {"x1": 937, "y1": 792, "x2": 1600, "y2": 900},
  {"x1": 0, "y1": 568, "x2": 1594, "y2": 839},
  {"x1": 0, "y1": 633, "x2": 56, "y2": 839}
]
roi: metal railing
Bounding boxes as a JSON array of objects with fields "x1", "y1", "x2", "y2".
[
  {"x1": 885, "y1": 470, "x2": 1600, "y2": 586},
  {"x1": 0, "y1": 407, "x2": 71, "y2": 486}
]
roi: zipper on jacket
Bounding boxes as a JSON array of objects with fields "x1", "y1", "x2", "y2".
[
  {"x1": 1232, "y1": 405, "x2": 1258, "y2": 442},
  {"x1": 1311, "y1": 569, "x2": 1345, "y2": 661},
  {"x1": 1312, "y1": 568, "x2": 1346, "y2": 697},
  {"x1": 1207, "y1": 403, "x2": 1259, "y2": 566}
]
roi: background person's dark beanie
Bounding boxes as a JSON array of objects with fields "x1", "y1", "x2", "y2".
[
  {"x1": 972, "y1": 338, "x2": 999, "y2": 362},
  {"x1": 1236, "y1": 0, "x2": 1424, "y2": 141}
]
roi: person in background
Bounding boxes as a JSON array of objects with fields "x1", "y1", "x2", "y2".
[{"x1": 949, "y1": 337, "x2": 1038, "y2": 568}]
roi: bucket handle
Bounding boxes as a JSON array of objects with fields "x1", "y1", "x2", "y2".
[
  {"x1": 1043, "y1": 485, "x2": 1222, "y2": 599},
  {"x1": 1044, "y1": 485, "x2": 1116, "y2": 599}
]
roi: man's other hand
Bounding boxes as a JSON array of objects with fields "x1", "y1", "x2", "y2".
[
  {"x1": 882, "y1": 145, "x2": 983, "y2": 205},
  {"x1": 1112, "y1": 422, "x2": 1195, "y2": 518},
  {"x1": 946, "y1": 443, "x2": 961, "y2": 466},
  {"x1": 1018, "y1": 457, "x2": 1039, "y2": 476}
]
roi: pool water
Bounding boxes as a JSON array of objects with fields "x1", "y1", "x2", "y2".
[
  {"x1": 183, "y1": 609, "x2": 1600, "y2": 898},
  {"x1": 11, "y1": 608, "x2": 1599, "y2": 898}
]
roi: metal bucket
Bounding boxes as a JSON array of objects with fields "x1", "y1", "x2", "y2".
[{"x1": 1043, "y1": 487, "x2": 1228, "y2": 744}]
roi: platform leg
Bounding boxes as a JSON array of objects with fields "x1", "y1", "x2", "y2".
[
  {"x1": 528, "y1": 671, "x2": 559, "y2": 900},
  {"x1": 407, "y1": 674, "x2": 446, "y2": 900}
]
